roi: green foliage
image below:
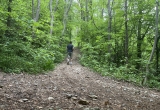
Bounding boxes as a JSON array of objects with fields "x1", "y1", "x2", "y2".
[
  {"x1": 81, "y1": 53, "x2": 140, "y2": 85},
  {"x1": 0, "y1": 39, "x2": 59, "y2": 73},
  {"x1": 0, "y1": 0, "x2": 159, "y2": 90},
  {"x1": 0, "y1": 0, "x2": 69, "y2": 74},
  {"x1": 76, "y1": 0, "x2": 160, "y2": 90},
  {"x1": 145, "y1": 74, "x2": 160, "y2": 89}
]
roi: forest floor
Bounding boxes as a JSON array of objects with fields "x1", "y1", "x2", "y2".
[{"x1": 0, "y1": 48, "x2": 160, "y2": 110}]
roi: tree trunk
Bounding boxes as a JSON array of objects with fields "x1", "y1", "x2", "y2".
[
  {"x1": 61, "y1": 0, "x2": 73, "y2": 37},
  {"x1": 78, "y1": 0, "x2": 85, "y2": 21},
  {"x1": 32, "y1": 0, "x2": 41, "y2": 38},
  {"x1": 101, "y1": 1, "x2": 105, "y2": 18},
  {"x1": 49, "y1": 0, "x2": 53, "y2": 36},
  {"x1": 107, "y1": 0, "x2": 112, "y2": 53},
  {"x1": 155, "y1": 0, "x2": 159, "y2": 75},
  {"x1": 136, "y1": 9, "x2": 142, "y2": 70},
  {"x1": 34, "y1": 0, "x2": 41, "y2": 22},
  {"x1": 49, "y1": 0, "x2": 59, "y2": 37},
  {"x1": 124, "y1": 0, "x2": 128, "y2": 64},
  {"x1": 156, "y1": 36, "x2": 159, "y2": 75},
  {"x1": 78, "y1": 0, "x2": 85, "y2": 46},
  {"x1": 85, "y1": 0, "x2": 89, "y2": 22},
  {"x1": 5, "y1": 0, "x2": 12, "y2": 37},
  {"x1": 32, "y1": 0, "x2": 34, "y2": 19},
  {"x1": 7, "y1": 0, "x2": 12, "y2": 27}
]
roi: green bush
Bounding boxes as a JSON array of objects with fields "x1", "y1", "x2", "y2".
[
  {"x1": 79, "y1": 46, "x2": 160, "y2": 90},
  {"x1": 0, "y1": 37, "x2": 65, "y2": 74}
]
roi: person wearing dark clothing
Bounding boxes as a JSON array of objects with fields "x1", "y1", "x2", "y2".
[{"x1": 67, "y1": 41, "x2": 74, "y2": 65}]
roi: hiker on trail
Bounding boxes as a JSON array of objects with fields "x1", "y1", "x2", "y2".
[{"x1": 67, "y1": 41, "x2": 74, "y2": 65}]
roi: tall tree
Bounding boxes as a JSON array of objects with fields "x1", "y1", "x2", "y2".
[
  {"x1": 32, "y1": 0, "x2": 41, "y2": 37},
  {"x1": 85, "y1": 0, "x2": 89, "y2": 22},
  {"x1": 124, "y1": 0, "x2": 128, "y2": 64},
  {"x1": 155, "y1": 1, "x2": 160, "y2": 75},
  {"x1": 34, "y1": 0, "x2": 41, "y2": 22},
  {"x1": 61, "y1": 0, "x2": 73, "y2": 37},
  {"x1": 101, "y1": 0, "x2": 105, "y2": 18},
  {"x1": 107, "y1": 0, "x2": 112, "y2": 53},
  {"x1": 136, "y1": 1, "x2": 143, "y2": 70},
  {"x1": 156, "y1": 34, "x2": 160, "y2": 75},
  {"x1": 7, "y1": 0, "x2": 12, "y2": 27},
  {"x1": 5, "y1": 0, "x2": 12, "y2": 36},
  {"x1": 49, "y1": 0, "x2": 59, "y2": 36},
  {"x1": 32, "y1": 0, "x2": 34, "y2": 19},
  {"x1": 49, "y1": 0, "x2": 53, "y2": 36}
]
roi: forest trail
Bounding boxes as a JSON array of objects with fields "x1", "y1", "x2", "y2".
[{"x1": 0, "y1": 48, "x2": 160, "y2": 110}]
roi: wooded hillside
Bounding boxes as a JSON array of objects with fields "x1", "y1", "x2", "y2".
[{"x1": 0, "y1": 0, "x2": 159, "y2": 88}]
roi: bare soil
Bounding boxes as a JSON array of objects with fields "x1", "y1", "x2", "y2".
[{"x1": 0, "y1": 48, "x2": 160, "y2": 110}]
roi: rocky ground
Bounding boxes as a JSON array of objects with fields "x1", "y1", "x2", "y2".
[{"x1": 0, "y1": 49, "x2": 160, "y2": 110}]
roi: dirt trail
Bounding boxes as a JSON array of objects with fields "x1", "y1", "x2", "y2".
[{"x1": 0, "y1": 48, "x2": 160, "y2": 110}]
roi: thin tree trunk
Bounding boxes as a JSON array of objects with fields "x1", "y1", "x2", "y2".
[
  {"x1": 49, "y1": 0, "x2": 58, "y2": 36},
  {"x1": 78, "y1": 0, "x2": 85, "y2": 47},
  {"x1": 89, "y1": 0, "x2": 93, "y2": 21},
  {"x1": 5, "y1": 0, "x2": 12, "y2": 37},
  {"x1": 85, "y1": 0, "x2": 89, "y2": 22},
  {"x1": 144, "y1": 0, "x2": 159, "y2": 85},
  {"x1": 61, "y1": 0, "x2": 73, "y2": 37},
  {"x1": 85, "y1": 0, "x2": 89, "y2": 43},
  {"x1": 156, "y1": 36, "x2": 159, "y2": 75},
  {"x1": 101, "y1": 0, "x2": 105, "y2": 18},
  {"x1": 7, "y1": 0, "x2": 12, "y2": 27},
  {"x1": 107, "y1": 0, "x2": 112, "y2": 53},
  {"x1": 78, "y1": 0, "x2": 85, "y2": 23},
  {"x1": 32, "y1": 0, "x2": 40, "y2": 38},
  {"x1": 136, "y1": 8, "x2": 142, "y2": 70},
  {"x1": 124, "y1": 0, "x2": 128, "y2": 64},
  {"x1": 49, "y1": 0, "x2": 53, "y2": 36},
  {"x1": 49, "y1": 0, "x2": 59, "y2": 37},
  {"x1": 34, "y1": 0, "x2": 40, "y2": 22},
  {"x1": 32, "y1": 0, "x2": 35, "y2": 38},
  {"x1": 32, "y1": 0, "x2": 34, "y2": 19}
]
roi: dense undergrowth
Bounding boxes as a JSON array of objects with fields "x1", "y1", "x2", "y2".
[
  {"x1": 79, "y1": 46, "x2": 160, "y2": 90},
  {"x1": 0, "y1": 35, "x2": 66, "y2": 74}
]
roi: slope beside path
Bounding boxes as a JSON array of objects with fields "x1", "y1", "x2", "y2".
[{"x1": 0, "y1": 48, "x2": 160, "y2": 110}]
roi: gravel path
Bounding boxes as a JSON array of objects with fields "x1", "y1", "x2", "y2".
[{"x1": 0, "y1": 49, "x2": 160, "y2": 110}]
